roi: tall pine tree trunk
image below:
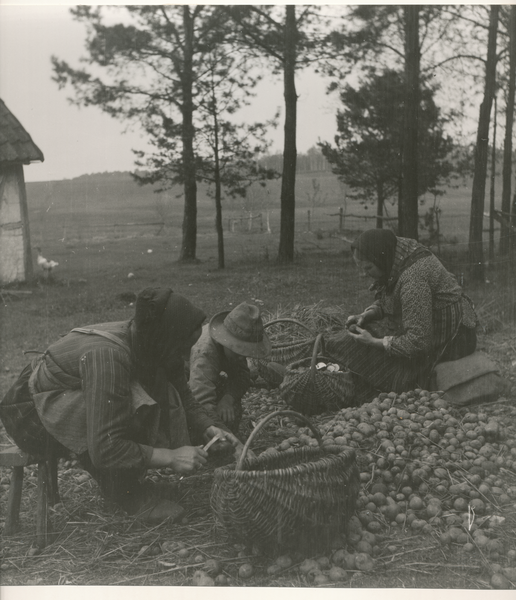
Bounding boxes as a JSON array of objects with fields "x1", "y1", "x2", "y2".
[
  {"x1": 469, "y1": 5, "x2": 499, "y2": 281},
  {"x1": 376, "y1": 181, "x2": 384, "y2": 229},
  {"x1": 278, "y1": 5, "x2": 297, "y2": 264},
  {"x1": 489, "y1": 95, "x2": 497, "y2": 264},
  {"x1": 213, "y1": 112, "x2": 225, "y2": 269},
  {"x1": 180, "y1": 6, "x2": 198, "y2": 261},
  {"x1": 399, "y1": 5, "x2": 420, "y2": 239},
  {"x1": 500, "y1": 5, "x2": 516, "y2": 256}
]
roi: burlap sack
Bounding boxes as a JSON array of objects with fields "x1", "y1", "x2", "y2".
[{"x1": 430, "y1": 351, "x2": 511, "y2": 406}]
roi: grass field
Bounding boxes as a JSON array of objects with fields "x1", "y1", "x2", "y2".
[
  {"x1": 1, "y1": 170, "x2": 515, "y2": 589},
  {"x1": 25, "y1": 170, "x2": 486, "y2": 259}
]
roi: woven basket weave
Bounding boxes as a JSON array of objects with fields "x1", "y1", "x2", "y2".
[
  {"x1": 279, "y1": 333, "x2": 355, "y2": 415},
  {"x1": 210, "y1": 410, "x2": 359, "y2": 554},
  {"x1": 253, "y1": 318, "x2": 316, "y2": 386}
]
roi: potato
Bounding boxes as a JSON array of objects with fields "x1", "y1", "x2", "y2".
[
  {"x1": 501, "y1": 567, "x2": 516, "y2": 583},
  {"x1": 238, "y1": 563, "x2": 254, "y2": 579},
  {"x1": 192, "y1": 570, "x2": 214, "y2": 586},
  {"x1": 360, "y1": 531, "x2": 377, "y2": 545},
  {"x1": 328, "y1": 566, "x2": 347, "y2": 582},
  {"x1": 204, "y1": 558, "x2": 222, "y2": 577},
  {"x1": 299, "y1": 558, "x2": 320, "y2": 575},
  {"x1": 408, "y1": 496, "x2": 424, "y2": 510},
  {"x1": 354, "y1": 553, "x2": 375, "y2": 572},
  {"x1": 331, "y1": 549, "x2": 347, "y2": 567},
  {"x1": 267, "y1": 564, "x2": 283, "y2": 576},
  {"x1": 355, "y1": 541, "x2": 373, "y2": 555},
  {"x1": 214, "y1": 574, "x2": 228, "y2": 586},
  {"x1": 486, "y1": 539, "x2": 503, "y2": 555},
  {"x1": 316, "y1": 556, "x2": 331, "y2": 570},
  {"x1": 491, "y1": 573, "x2": 510, "y2": 589},
  {"x1": 276, "y1": 555, "x2": 293, "y2": 569},
  {"x1": 313, "y1": 573, "x2": 330, "y2": 585}
]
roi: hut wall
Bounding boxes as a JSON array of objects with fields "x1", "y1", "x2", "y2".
[{"x1": 0, "y1": 164, "x2": 33, "y2": 284}]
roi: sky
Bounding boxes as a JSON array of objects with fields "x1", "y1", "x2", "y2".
[{"x1": 0, "y1": 3, "x2": 340, "y2": 183}]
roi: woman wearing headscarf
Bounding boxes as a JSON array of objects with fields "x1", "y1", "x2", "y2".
[
  {"x1": 326, "y1": 229, "x2": 478, "y2": 401},
  {"x1": 0, "y1": 288, "x2": 240, "y2": 524}
]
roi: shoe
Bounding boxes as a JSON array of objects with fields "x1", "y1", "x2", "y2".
[{"x1": 135, "y1": 498, "x2": 186, "y2": 525}]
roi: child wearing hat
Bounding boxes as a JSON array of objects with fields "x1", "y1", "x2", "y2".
[{"x1": 189, "y1": 302, "x2": 271, "y2": 433}]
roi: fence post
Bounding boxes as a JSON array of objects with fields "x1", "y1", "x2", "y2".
[
  {"x1": 339, "y1": 206, "x2": 343, "y2": 232},
  {"x1": 307, "y1": 209, "x2": 311, "y2": 232}
]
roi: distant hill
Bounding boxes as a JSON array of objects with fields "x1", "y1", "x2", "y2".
[{"x1": 26, "y1": 172, "x2": 168, "y2": 214}]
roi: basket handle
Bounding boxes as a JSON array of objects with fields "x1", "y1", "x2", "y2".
[
  {"x1": 264, "y1": 318, "x2": 315, "y2": 337},
  {"x1": 309, "y1": 333, "x2": 325, "y2": 384},
  {"x1": 235, "y1": 409, "x2": 323, "y2": 471}
]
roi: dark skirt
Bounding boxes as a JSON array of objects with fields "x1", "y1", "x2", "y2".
[
  {"x1": 325, "y1": 313, "x2": 476, "y2": 403},
  {"x1": 325, "y1": 332, "x2": 427, "y2": 399}
]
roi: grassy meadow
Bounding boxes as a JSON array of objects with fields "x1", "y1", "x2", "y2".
[{"x1": 25, "y1": 170, "x2": 481, "y2": 253}]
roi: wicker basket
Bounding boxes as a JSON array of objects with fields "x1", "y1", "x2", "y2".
[
  {"x1": 253, "y1": 318, "x2": 317, "y2": 387},
  {"x1": 210, "y1": 410, "x2": 359, "y2": 555},
  {"x1": 279, "y1": 333, "x2": 355, "y2": 415}
]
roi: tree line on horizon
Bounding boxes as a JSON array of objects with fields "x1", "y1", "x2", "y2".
[{"x1": 51, "y1": 5, "x2": 515, "y2": 279}]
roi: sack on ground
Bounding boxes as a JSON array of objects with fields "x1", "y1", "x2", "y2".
[{"x1": 430, "y1": 351, "x2": 511, "y2": 407}]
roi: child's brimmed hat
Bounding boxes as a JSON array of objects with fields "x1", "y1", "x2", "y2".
[{"x1": 209, "y1": 302, "x2": 271, "y2": 359}]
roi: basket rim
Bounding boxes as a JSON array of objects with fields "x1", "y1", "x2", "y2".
[
  {"x1": 215, "y1": 445, "x2": 356, "y2": 478},
  {"x1": 284, "y1": 356, "x2": 345, "y2": 372},
  {"x1": 268, "y1": 337, "x2": 317, "y2": 351}
]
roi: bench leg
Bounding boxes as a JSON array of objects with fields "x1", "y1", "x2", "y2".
[
  {"x1": 4, "y1": 466, "x2": 24, "y2": 535},
  {"x1": 36, "y1": 461, "x2": 52, "y2": 549},
  {"x1": 48, "y1": 456, "x2": 60, "y2": 506}
]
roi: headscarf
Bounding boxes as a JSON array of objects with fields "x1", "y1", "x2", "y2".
[
  {"x1": 351, "y1": 229, "x2": 398, "y2": 280},
  {"x1": 133, "y1": 287, "x2": 206, "y2": 390}
]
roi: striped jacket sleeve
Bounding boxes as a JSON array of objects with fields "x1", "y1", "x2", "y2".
[{"x1": 80, "y1": 346, "x2": 153, "y2": 470}]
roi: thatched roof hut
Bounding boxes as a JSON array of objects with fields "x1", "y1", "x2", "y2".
[{"x1": 0, "y1": 99, "x2": 44, "y2": 284}]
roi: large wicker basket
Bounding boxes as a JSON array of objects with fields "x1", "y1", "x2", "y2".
[
  {"x1": 210, "y1": 410, "x2": 359, "y2": 555},
  {"x1": 279, "y1": 333, "x2": 355, "y2": 415},
  {"x1": 253, "y1": 318, "x2": 317, "y2": 387}
]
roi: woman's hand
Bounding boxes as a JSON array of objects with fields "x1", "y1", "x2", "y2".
[
  {"x1": 149, "y1": 446, "x2": 208, "y2": 472},
  {"x1": 346, "y1": 308, "x2": 379, "y2": 329},
  {"x1": 346, "y1": 325, "x2": 384, "y2": 349}
]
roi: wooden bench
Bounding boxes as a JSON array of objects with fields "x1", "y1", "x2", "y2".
[{"x1": 0, "y1": 445, "x2": 60, "y2": 548}]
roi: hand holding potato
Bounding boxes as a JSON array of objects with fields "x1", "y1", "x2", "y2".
[{"x1": 346, "y1": 307, "x2": 380, "y2": 330}]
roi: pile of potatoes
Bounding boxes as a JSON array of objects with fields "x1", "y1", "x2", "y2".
[{"x1": 270, "y1": 389, "x2": 516, "y2": 580}]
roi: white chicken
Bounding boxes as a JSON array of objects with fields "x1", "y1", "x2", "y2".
[{"x1": 36, "y1": 247, "x2": 59, "y2": 279}]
